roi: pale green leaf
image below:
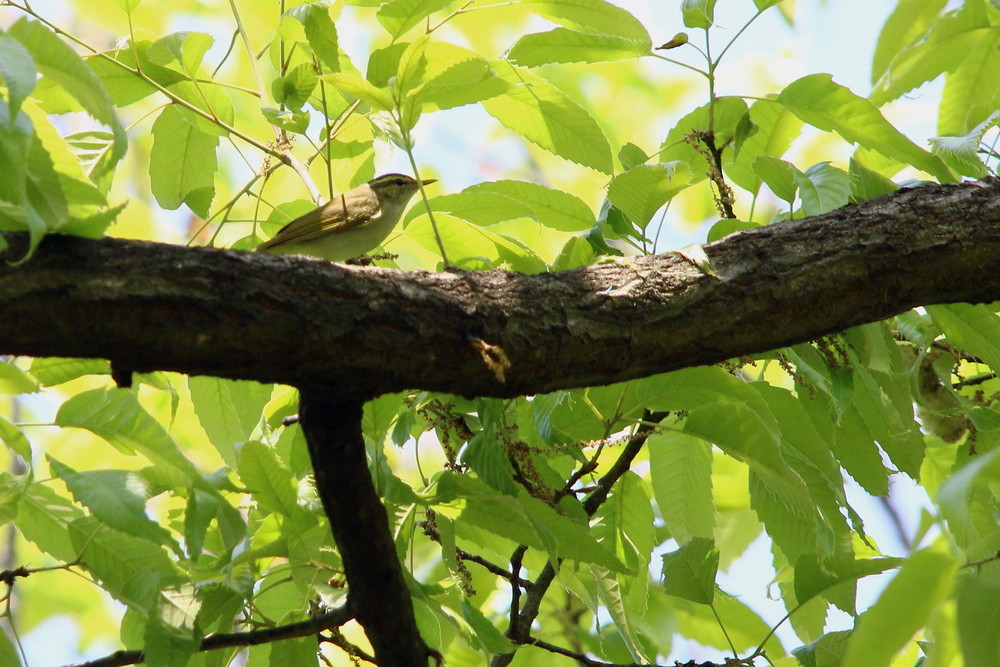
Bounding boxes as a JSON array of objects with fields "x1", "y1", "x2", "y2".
[
  {"x1": 522, "y1": 0, "x2": 650, "y2": 42},
  {"x1": 842, "y1": 547, "x2": 958, "y2": 667},
  {"x1": 0, "y1": 415, "x2": 30, "y2": 461},
  {"x1": 592, "y1": 566, "x2": 650, "y2": 662},
  {"x1": 0, "y1": 630, "x2": 21, "y2": 667},
  {"x1": 792, "y1": 161, "x2": 850, "y2": 216},
  {"x1": 69, "y1": 516, "x2": 180, "y2": 611},
  {"x1": 150, "y1": 105, "x2": 218, "y2": 217},
  {"x1": 661, "y1": 537, "x2": 718, "y2": 604},
  {"x1": 188, "y1": 377, "x2": 271, "y2": 469},
  {"x1": 286, "y1": 2, "x2": 341, "y2": 72},
  {"x1": 16, "y1": 481, "x2": 82, "y2": 561},
  {"x1": 660, "y1": 97, "x2": 749, "y2": 185},
  {"x1": 793, "y1": 554, "x2": 902, "y2": 616},
  {"x1": 0, "y1": 360, "x2": 38, "y2": 394},
  {"x1": 938, "y1": 28, "x2": 1000, "y2": 135},
  {"x1": 776, "y1": 74, "x2": 953, "y2": 182},
  {"x1": 870, "y1": 2, "x2": 991, "y2": 107},
  {"x1": 463, "y1": 434, "x2": 518, "y2": 495},
  {"x1": 147, "y1": 31, "x2": 214, "y2": 76},
  {"x1": 419, "y1": 42, "x2": 509, "y2": 110},
  {"x1": 8, "y1": 19, "x2": 126, "y2": 174},
  {"x1": 271, "y1": 63, "x2": 318, "y2": 111},
  {"x1": 237, "y1": 441, "x2": 298, "y2": 517},
  {"x1": 144, "y1": 586, "x2": 201, "y2": 667},
  {"x1": 930, "y1": 111, "x2": 999, "y2": 178},
  {"x1": 419, "y1": 179, "x2": 595, "y2": 232},
  {"x1": 482, "y1": 63, "x2": 613, "y2": 173},
  {"x1": 376, "y1": 0, "x2": 453, "y2": 38},
  {"x1": 957, "y1": 571, "x2": 1000, "y2": 666},
  {"x1": 0, "y1": 31, "x2": 36, "y2": 122},
  {"x1": 648, "y1": 431, "x2": 714, "y2": 543},
  {"x1": 612, "y1": 472, "x2": 655, "y2": 572},
  {"x1": 871, "y1": 0, "x2": 948, "y2": 84},
  {"x1": 724, "y1": 101, "x2": 803, "y2": 194},
  {"x1": 29, "y1": 357, "x2": 109, "y2": 385},
  {"x1": 322, "y1": 72, "x2": 394, "y2": 110},
  {"x1": 55, "y1": 388, "x2": 198, "y2": 477},
  {"x1": 510, "y1": 28, "x2": 650, "y2": 66},
  {"x1": 607, "y1": 162, "x2": 692, "y2": 226},
  {"x1": 938, "y1": 447, "x2": 1000, "y2": 559},
  {"x1": 682, "y1": 0, "x2": 718, "y2": 29},
  {"x1": 48, "y1": 457, "x2": 179, "y2": 551}
]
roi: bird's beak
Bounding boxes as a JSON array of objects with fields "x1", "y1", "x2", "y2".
[{"x1": 421, "y1": 178, "x2": 437, "y2": 186}]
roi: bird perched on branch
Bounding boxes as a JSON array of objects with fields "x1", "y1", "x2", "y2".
[{"x1": 256, "y1": 173, "x2": 435, "y2": 262}]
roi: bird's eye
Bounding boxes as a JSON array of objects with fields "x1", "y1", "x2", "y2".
[{"x1": 395, "y1": 178, "x2": 405, "y2": 186}]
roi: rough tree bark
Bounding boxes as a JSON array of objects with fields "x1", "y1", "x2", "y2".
[
  {"x1": 1, "y1": 179, "x2": 998, "y2": 400},
  {"x1": 3, "y1": 177, "x2": 1000, "y2": 666}
]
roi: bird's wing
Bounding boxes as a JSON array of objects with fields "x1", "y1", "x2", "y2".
[{"x1": 257, "y1": 194, "x2": 380, "y2": 249}]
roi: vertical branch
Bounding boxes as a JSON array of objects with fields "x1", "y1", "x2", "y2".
[{"x1": 298, "y1": 390, "x2": 430, "y2": 667}]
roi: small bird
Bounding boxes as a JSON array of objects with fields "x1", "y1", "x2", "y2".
[{"x1": 255, "y1": 173, "x2": 435, "y2": 261}]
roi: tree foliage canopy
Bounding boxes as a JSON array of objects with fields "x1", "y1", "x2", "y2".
[{"x1": 1, "y1": 1, "x2": 1000, "y2": 666}]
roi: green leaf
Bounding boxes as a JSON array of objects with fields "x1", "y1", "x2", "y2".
[
  {"x1": 648, "y1": 431, "x2": 714, "y2": 543},
  {"x1": 522, "y1": 0, "x2": 650, "y2": 42},
  {"x1": 147, "y1": 31, "x2": 214, "y2": 76},
  {"x1": 938, "y1": 447, "x2": 1000, "y2": 559},
  {"x1": 725, "y1": 101, "x2": 803, "y2": 194},
  {"x1": 55, "y1": 388, "x2": 199, "y2": 477},
  {"x1": 682, "y1": 0, "x2": 719, "y2": 29},
  {"x1": 706, "y1": 218, "x2": 759, "y2": 242},
  {"x1": 611, "y1": 472, "x2": 655, "y2": 572},
  {"x1": 793, "y1": 554, "x2": 902, "y2": 616},
  {"x1": 870, "y1": 2, "x2": 992, "y2": 107},
  {"x1": 753, "y1": 155, "x2": 797, "y2": 202},
  {"x1": 188, "y1": 377, "x2": 271, "y2": 468},
  {"x1": 871, "y1": 0, "x2": 948, "y2": 84},
  {"x1": 793, "y1": 630, "x2": 852, "y2": 667},
  {"x1": 957, "y1": 570, "x2": 1000, "y2": 666},
  {"x1": 69, "y1": 515, "x2": 180, "y2": 611},
  {"x1": 16, "y1": 481, "x2": 83, "y2": 561},
  {"x1": 938, "y1": 26, "x2": 1000, "y2": 136},
  {"x1": 420, "y1": 179, "x2": 595, "y2": 232},
  {"x1": 591, "y1": 566, "x2": 651, "y2": 662},
  {"x1": 0, "y1": 359, "x2": 38, "y2": 394},
  {"x1": 463, "y1": 434, "x2": 518, "y2": 495},
  {"x1": 29, "y1": 357, "x2": 109, "y2": 385},
  {"x1": 461, "y1": 600, "x2": 516, "y2": 653},
  {"x1": 660, "y1": 97, "x2": 749, "y2": 186},
  {"x1": 0, "y1": 415, "x2": 30, "y2": 461},
  {"x1": 929, "y1": 111, "x2": 999, "y2": 178},
  {"x1": 286, "y1": 2, "x2": 341, "y2": 72},
  {"x1": 928, "y1": 304, "x2": 1000, "y2": 378},
  {"x1": 144, "y1": 585, "x2": 201, "y2": 667},
  {"x1": 418, "y1": 42, "x2": 509, "y2": 111},
  {"x1": 0, "y1": 30, "x2": 37, "y2": 122},
  {"x1": 607, "y1": 162, "x2": 692, "y2": 227},
  {"x1": 848, "y1": 157, "x2": 899, "y2": 201},
  {"x1": 0, "y1": 629, "x2": 21, "y2": 667},
  {"x1": 509, "y1": 28, "x2": 650, "y2": 66},
  {"x1": 776, "y1": 74, "x2": 954, "y2": 182},
  {"x1": 48, "y1": 457, "x2": 180, "y2": 552},
  {"x1": 150, "y1": 105, "x2": 218, "y2": 217},
  {"x1": 376, "y1": 0, "x2": 453, "y2": 38},
  {"x1": 520, "y1": 492, "x2": 629, "y2": 572},
  {"x1": 482, "y1": 63, "x2": 613, "y2": 174},
  {"x1": 661, "y1": 537, "x2": 718, "y2": 604},
  {"x1": 792, "y1": 161, "x2": 850, "y2": 216},
  {"x1": 8, "y1": 19, "x2": 126, "y2": 174},
  {"x1": 322, "y1": 72, "x2": 394, "y2": 110},
  {"x1": 841, "y1": 547, "x2": 958, "y2": 667},
  {"x1": 237, "y1": 441, "x2": 298, "y2": 517},
  {"x1": 271, "y1": 63, "x2": 318, "y2": 111}
]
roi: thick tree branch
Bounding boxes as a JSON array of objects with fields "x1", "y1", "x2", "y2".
[
  {"x1": 64, "y1": 607, "x2": 353, "y2": 667},
  {"x1": 1, "y1": 179, "x2": 998, "y2": 399},
  {"x1": 297, "y1": 393, "x2": 431, "y2": 666}
]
